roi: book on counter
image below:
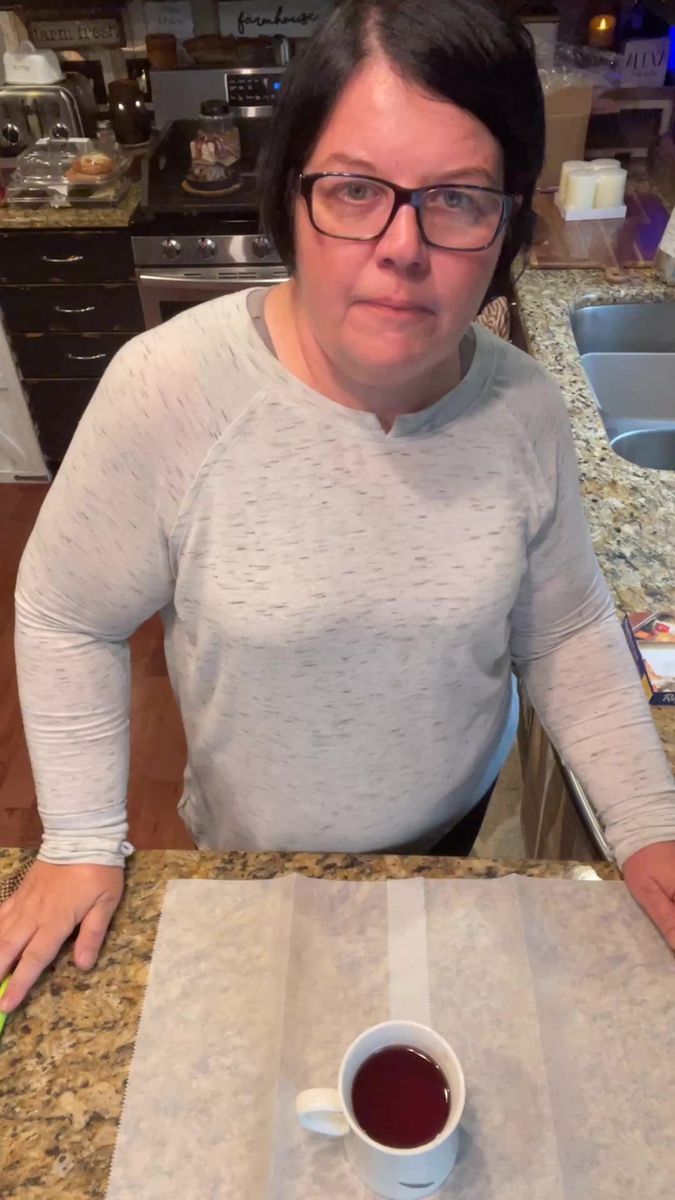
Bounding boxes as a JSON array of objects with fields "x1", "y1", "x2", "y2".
[{"x1": 623, "y1": 611, "x2": 675, "y2": 706}]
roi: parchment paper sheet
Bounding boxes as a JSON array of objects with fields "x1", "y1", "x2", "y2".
[{"x1": 106, "y1": 876, "x2": 675, "y2": 1199}]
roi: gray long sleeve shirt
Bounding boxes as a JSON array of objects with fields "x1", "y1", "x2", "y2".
[{"x1": 15, "y1": 289, "x2": 675, "y2": 867}]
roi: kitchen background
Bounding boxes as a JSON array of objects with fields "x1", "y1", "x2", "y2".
[
  {"x1": 1, "y1": 0, "x2": 675, "y2": 480},
  {"x1": 0, "y1": 0, "x2": 674, "y2": 858}
]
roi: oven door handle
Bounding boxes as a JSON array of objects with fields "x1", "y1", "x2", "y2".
[{"x1": 136, "y1": 271, "x2": 286, "y2": 290}]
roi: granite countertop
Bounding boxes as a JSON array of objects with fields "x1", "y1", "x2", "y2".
[
  {"x1": 515, "y1": 267, "x2": 675, "y2": 771},
  {"x1": 0, "y1": 181, "x2": 141, "y2": 231},
  {"x1": 0, "y1": 847, "x2": 618, "y2": 1199}
]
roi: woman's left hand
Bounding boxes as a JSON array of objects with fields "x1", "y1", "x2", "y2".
[{"x1": 623, "y1": 842, "x2": 675, "y2": 951}]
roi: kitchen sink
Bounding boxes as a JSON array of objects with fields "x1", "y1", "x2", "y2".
[
  {"x1": 571, "y1": 302, "x2": 675, "y2": 472},
  {"x1": 571, "y1": 301, "x2": 675, "y2": 354},
  {"x1": 610, "y1": 428, "x2": 675, "y2": 471}
]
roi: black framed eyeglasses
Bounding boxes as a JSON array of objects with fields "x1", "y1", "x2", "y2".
[{"x1": 299, "y1": 172, "x2": 517, "y2": 252}]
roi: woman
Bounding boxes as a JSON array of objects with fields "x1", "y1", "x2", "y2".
[{"x1": 2, "y1": 0, "x2": 674, "y2": 1015}]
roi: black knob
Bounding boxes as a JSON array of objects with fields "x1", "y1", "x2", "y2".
[
  {"x1": 197, "y1": 237, "x2": 217, "y2": 260},
  {"x1": 161, "y1": 238, "x2": 182, "y2": 261},
  {"x1": 252, "y1": 236, "x2": 274, "y2": 259}
]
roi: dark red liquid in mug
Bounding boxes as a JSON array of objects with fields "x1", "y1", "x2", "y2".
[{"x1": 351, "y1": 1045, "x2": 451, "y2": 1150}]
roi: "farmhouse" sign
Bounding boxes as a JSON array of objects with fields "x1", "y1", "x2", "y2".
[{"x1": 219, "y1": 1, "x2": 330, "y2": 39}]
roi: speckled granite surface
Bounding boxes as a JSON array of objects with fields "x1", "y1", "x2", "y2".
[
  {"x1": 0, "y1": 848, "x2": 618, "y2": 1199},
  {"x1": 0, "y1": 182, "x2": 141, "y2": 230},
  {"x1": 515, "y1": 268, "x2": 675, "y2": 771}
]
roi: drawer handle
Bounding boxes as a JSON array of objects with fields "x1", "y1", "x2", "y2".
[
  {"x1": 66, "y1": 351, "x2": 108, "y2": 362},
  {"x1": 54, "y1": 304, "x2": 95, "y2": 315},
  {"x1": 41, "y1": 254, "x2": 84, "y2": 264}
]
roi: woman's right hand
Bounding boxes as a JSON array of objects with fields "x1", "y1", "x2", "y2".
[{"x1": 0, "y1": 860, "x2": 124, "y2": 1014}]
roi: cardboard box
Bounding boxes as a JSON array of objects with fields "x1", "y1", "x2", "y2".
[
  {"x1": 538, "y1": 83, "x2": 593, "y2": 190},
  {"x1": 623, "y1": 610, "x2": 675, "y2": 705}
]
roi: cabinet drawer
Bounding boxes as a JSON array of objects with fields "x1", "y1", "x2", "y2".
[
  {"x1": 25, "y1": 378, "x2": 97, "y2": 462},
  {"x1": 0, "y1": 231, "x2": 134, "y2": 285},
  {"x1": 0, "y1": 284, "x2": 143, "y2": 334},
  {"x1": 14, "y1": 333, "x2": 130, "y2": 379}
]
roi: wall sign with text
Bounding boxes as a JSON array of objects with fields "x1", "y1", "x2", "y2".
[
  {"x1": 28, "y1": 17, "x2": 123, "y2": 51},
  {"x1": 145, "y1": 1, "x2": 194, "y2": 43},
  {"x1": 219, "y1": 1, "x2": 330, "y2": 39},
  {"x1": 620, "y1": 36, "x2": 669, "y2": 88}
]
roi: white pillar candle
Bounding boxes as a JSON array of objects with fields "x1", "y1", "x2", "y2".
[
  {"x1": 594, "y1": 167, "x2": 627, "y2": 209},
  {"x1": 558, "y1": 159, "x2": 587, "y2": 204},
  {"x1": 565, "y1": 167, "x2": 598, "y2": 210}
]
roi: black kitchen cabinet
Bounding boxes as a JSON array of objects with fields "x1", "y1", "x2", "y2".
[
  {"x1": 0, "y1": 231, "x2": 134, "y2": 285},
  {"x1": 0, "y1": 284, "x2": 143, "y2": 333},
  {"x1": 0, "y1": 227, "x2": 142, "y2": 465},
  {"x1": 14, "y1": 332, "x2": 131, "y2": 379},
  {"x1": 23, "y1": 379, "x2": 97, "y2": 463}
]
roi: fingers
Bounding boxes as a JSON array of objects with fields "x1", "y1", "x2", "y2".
[
  {"x1": 0, "y1": 864, "x2": 124, "y2": 1015},
  {"x1": 0, "y1": 922, "x2": 74, "y2": 1013},
  {"x1": 74, "y1": 897, "x2": 117, "y2": 971},
  {"x1": 0, "y1": 899, "x2": 38, "y2": 1003},
  {"x1": 629, "y1": 878, "x2": 675, "y2": 950},
  {"x1": 0, "y1": 923, "x2": 23, "y2": 986}
]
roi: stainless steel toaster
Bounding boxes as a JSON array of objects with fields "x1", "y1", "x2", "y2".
[{"x1": 0, "y1": 77, "x2": 96, "y2": 158}]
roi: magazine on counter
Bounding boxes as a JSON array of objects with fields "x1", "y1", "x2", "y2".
[{"x1": 623, "y1": 611, "x2": 675, "y2": 706}]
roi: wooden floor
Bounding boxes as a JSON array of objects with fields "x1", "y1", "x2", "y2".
[{"x1": 0, "y1": 484, "x2": 193, "y2": 851}]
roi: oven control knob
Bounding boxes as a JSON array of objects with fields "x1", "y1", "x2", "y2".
[
  {"x1": 197, "y1": 237, "x2": 217, "y2": 260},
  {"x1": 161, "y1": 238, "x2": 182, "y2": 261},
  {"x1": 252, "y1": 236, "x2": 274, "y2": 259}
]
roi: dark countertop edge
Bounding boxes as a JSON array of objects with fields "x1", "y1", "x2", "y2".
[
  {"x1": 0, "y1": 216, "x2": 136, "y2": 230},
  {"x1": 0, "y1": 213, "x2": 138, "y2": 232}
]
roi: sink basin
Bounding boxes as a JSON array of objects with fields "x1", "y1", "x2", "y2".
[
  {"x1": 580, "y1": 352, "x2": 674, "y2": 424},
  {"x1": 609, "y1": 428, "x2": 675, "y2": 471},
  {"x1": 571, "y1": 302, "x2": 675, "y2": 354},
  {"x1": 571, "y1": 302, "x2": 675, "y2": 471}
]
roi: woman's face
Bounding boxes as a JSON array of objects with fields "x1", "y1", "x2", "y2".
[{"x1": 293, "y1": 54, "x2": 506, "y2": 387}]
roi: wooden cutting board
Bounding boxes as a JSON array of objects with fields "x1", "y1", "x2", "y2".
[{"x1": 529, "y1": 187, "x2": 670, "y2": 270}]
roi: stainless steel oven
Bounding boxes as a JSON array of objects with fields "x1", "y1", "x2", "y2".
[
  {"x1": 133, "y1": 230, "x2": 288, "y2": 328},
  {"x1": 131, "y1": 70, "x2": 290, "y2": 330}
]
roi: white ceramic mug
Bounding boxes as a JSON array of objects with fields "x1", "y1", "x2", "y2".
[{"x1": 296, "y1": 1020, "x2": 466, "y2": 1199}]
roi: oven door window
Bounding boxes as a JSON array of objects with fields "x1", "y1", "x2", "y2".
[
  {"x1": 136, "y1": 268, "x2": 288, "y2": 328},
  {"x1": 159, "y1": 299, "x2": 210, "y2": 322}
]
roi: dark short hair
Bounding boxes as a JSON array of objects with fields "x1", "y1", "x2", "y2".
[{"x1": 259, "y1": 0, "x2": 545, "y2": 281}]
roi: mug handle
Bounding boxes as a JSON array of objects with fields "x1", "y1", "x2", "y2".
[{"x1": 296, "y1": 1088, "x2": 349, "y2": 1137}]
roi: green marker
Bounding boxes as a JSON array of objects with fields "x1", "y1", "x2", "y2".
[{"x1": 0, "y1": 976, "x2": 10, "y2": 1039}]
